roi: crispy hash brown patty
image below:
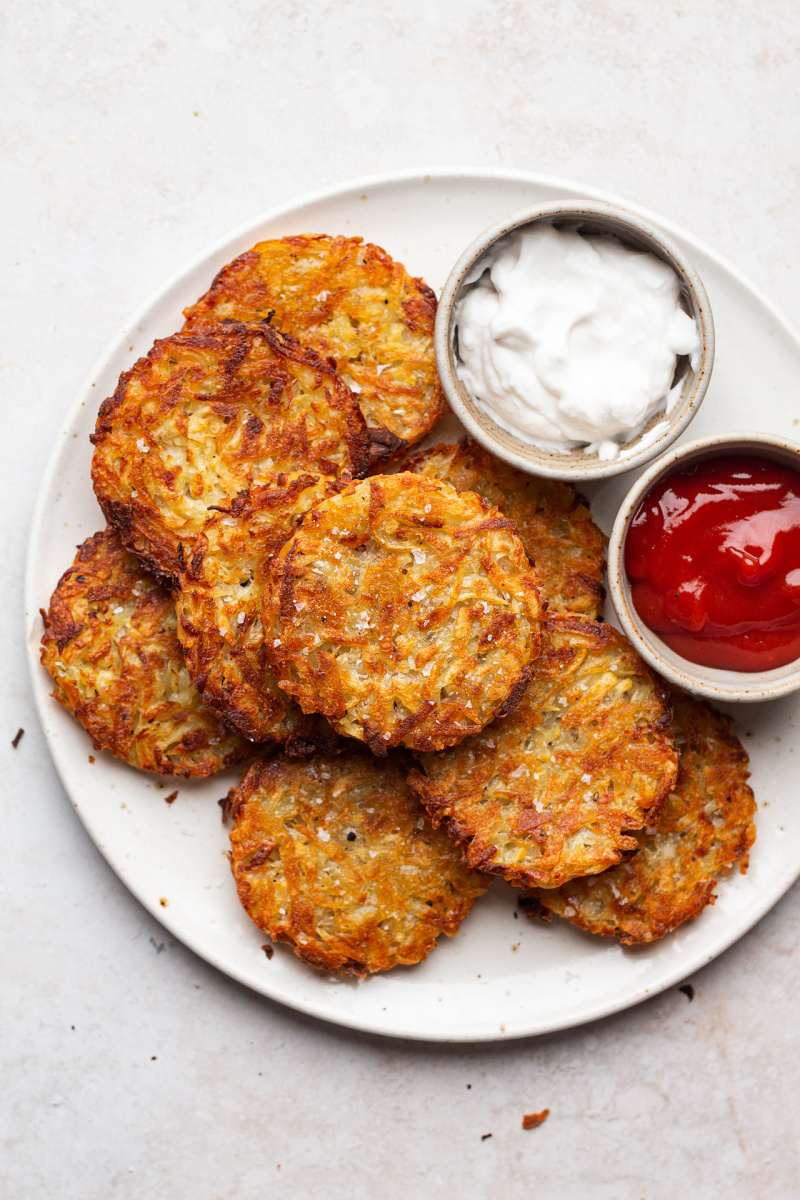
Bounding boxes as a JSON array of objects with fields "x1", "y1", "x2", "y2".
[
  {"x1": 262, "y1": 473, "x2": 543, "y2": 753},
  {"x1": 91, "y1": 322, "x2": 370, "y2": 578},
  {"x1": 176, "y1": 473, "x2": 342, "y2": 748},
  {"x1": 525, "y1": 690, "x2": 756, "y2": 943},
  {"x1": 228, "y1": 749, "x2": 489, "y2": 975},
  {"x1": 408, "y1": 615, "x2": 678, "y2": 889},
  {"x1": 182, "y1": 234, "x2": 447, "y2": 447},
  {"x1": 40, "y1": 529, "x2": 251, "y2": 777},
  {"x1": 398, "y1": 438, "x2": 606, "y2": 618}
]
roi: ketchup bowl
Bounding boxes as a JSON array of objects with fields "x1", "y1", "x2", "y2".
[
  {"x1": 608, "y1": 431, "x2": 800, "y2": 703},
  {"x1": 435, "y1": 199, "x2": 715, "y2": 482}
]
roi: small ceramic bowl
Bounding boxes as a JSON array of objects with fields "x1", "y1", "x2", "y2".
[
  {"x1": 608, "y1": 431, "x2": 800, "y2": 703},
  {"x1": 434, "y1": 199, "x2": 715, "y2": 482}
]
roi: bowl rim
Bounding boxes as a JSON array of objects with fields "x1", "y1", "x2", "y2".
[
  {"x1": 434, "y1": 197, "x2": 715, "y2": 482},
  {"x1": 607, "y1": 430, "x2": 800, "y2": 702}
]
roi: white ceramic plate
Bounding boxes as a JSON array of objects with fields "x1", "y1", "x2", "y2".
[{"x1": 26, "y1": 169, "x2": 800, "y2": 1042}]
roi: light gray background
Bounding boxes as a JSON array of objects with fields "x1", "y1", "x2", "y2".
[{"x1": 4, "y1": 3, "x2": 800, "y2": 1197}]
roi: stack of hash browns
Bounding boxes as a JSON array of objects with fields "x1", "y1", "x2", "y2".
[{"x1": 40, "y1": 232, "x2": 756, "y2": 978}]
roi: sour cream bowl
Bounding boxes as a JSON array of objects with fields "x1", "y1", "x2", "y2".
[{"x1": 435, "y1": 200, "x2": 714, "y2": 482}]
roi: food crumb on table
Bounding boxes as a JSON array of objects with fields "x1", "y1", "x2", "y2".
[
  {"x1": 11, "y1": 727, "x2": 24, "y2": 748},
  {"x1": 522, "y1": 1109, "x2": 549, "y2": 1129}
]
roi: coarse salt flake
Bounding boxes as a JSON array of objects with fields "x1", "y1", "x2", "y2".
[
  {"x1": 237, "y1": 612, "x2": 245, "y2": 625},
  {"x1": 318, "y1": 830, "x2": 330, "y2": 842}
]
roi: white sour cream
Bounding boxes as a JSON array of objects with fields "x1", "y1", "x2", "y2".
[{"x1": 454, "y1": 224, "x2": 701, "y2": 461}]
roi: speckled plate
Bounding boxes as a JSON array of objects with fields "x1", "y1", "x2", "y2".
[{"x1": 25, "y1": 169, "x2": 800, "y2": 1042}]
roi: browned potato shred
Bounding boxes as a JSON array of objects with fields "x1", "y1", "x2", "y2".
[
  {"x1": 40, "y1": 529, "x2": 252, "y2": 777},
  {"x1": 176, "y1": 472, "x2": 344, "y2": 749},
  {"x1": 398, "y1": 438, "x2": 606, "y2": 617},
  {"x1": 525, "y1": 689, "x2": 757, "y2": 942},
  {"x1": 182, "y1": 234, "x2": 446, "y2": 446},
  {"x1": 91, "y1": 322, "x2": 371, "y2": 578},
  {"x1": 262, "y1": 473, "x2": 543, "y2": 753},
  {"x1": 409, "y1": 615, "x2": 678, "y2": 889},
  {"x1": 228, "y1": 749, "x2": 488, "y2": 975}
]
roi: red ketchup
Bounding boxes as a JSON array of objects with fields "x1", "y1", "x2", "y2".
[{"x1": 625, "y1": 454, "x2": 800, "y2": 672}]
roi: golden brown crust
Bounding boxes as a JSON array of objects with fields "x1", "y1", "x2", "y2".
[
  {"x1": 40, "y1": 529, "x2": 252, "y2": 777},
  {"x1": 90, "y1": 322, "x2": 371, "y2": 578},
  {"x1": 182, "y1": 234, "x2": 447, "y2": 447},
  {"x1": 262, "y1": 473, "x2": 543, "y2": 753},
  {"x1": 228, "y1": 748, "x2": 488, "y2": 975},
  {"x1": 175, "y1": 472, "x2": 342, "y2": 750},
  {"x1": 526, "y1": 690, "x2": 757, "y2": 943},
  {"x1": 397, "y1": 438, "x2": 606, "y2": 617},
  {"x1": 408, "y1": 615, "x2": 678, "y2": 889}
]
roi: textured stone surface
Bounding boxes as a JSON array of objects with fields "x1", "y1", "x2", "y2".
[{"x1": 4, "y1": 2, "x2": 800, "y2": 1196}]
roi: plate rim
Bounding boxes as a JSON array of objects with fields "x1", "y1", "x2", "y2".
[{"x1": 25, "y1": 166, "x2": 800, "y2": 1042}]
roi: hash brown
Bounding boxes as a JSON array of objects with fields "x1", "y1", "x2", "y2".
[
  {"x1": 398, "y1": 438, "x2": 606, "y2": 617},
  {"x1": 262, "y1": 473, "x2": 543, "y2": 754},
  {"x1": 40, "y1": 529, "x2": 251, "y2": 777},
  {"x1": 182, "y1": 234, "x2": 446, "y2": 447},
  {"x1": 228, "y1": 748, "x2": 489, "y2": 975},
  {"x1": 91, "y1": 322, "x2": 370, "y2": 578},
  {"x1": 526, "y1": 690, "x2": 756, "y2": 943},
  {"x1": 176, "y1": 472, "x2": 341, "y2": 749},
  {"x1": 408, "y1": 615, "x2": 678, "y2": 889}
]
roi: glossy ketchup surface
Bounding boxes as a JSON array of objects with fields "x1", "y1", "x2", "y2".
[{"x1": 625, "y1": 454, "x2": 800, "y2": 671}]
